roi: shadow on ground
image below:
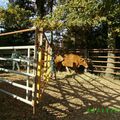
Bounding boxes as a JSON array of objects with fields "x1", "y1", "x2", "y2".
[{"x1": 0, "y1": 72, "x2": 120, "y2": 120}]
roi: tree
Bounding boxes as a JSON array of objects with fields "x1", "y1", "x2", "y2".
[
  {"x1": 50, "y1": 0, "x2": 103, "y2": 49},
  {"x1": 0, "y1": 4, "x2": 33, "y2": 46},
  {"x1": 99, "y1": 0, "x2": 120, "y2": 77},
  {"x1": 12, "y1": 0, "x2": 36, "y2": 16}
]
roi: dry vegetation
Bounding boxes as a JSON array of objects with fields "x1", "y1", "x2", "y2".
[{"x1": 0, "y1": 72, "x2": 120, "y2": 120}]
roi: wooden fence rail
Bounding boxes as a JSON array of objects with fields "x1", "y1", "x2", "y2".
[{"x1": 88, "y1": 49, "x2": 120, "y2": 76}]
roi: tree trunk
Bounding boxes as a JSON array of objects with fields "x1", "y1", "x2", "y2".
[
  {"x1": 105, "y1": 51, "x2": 115, "y2": 78},
  {"x1": 105, "y1": 32, "x2": 115, "y2": 78}
]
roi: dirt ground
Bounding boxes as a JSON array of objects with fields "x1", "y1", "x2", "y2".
[{"x1": 0, "y1": 72, "x2": 120, "y2": 120}]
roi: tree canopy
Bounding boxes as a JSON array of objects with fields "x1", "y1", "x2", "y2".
[
  {"x1": 0, "y1": 3, "x2": 33, "y2": 46},
  {"x1": 0, "y1": 4, "x2": 32, "y2": 31},
  {"x1": 48, "y1": 0, "x2": 120, "y2": 49},
  {"x1": 0, "y1": 0, "x2": 120, "y2": 48}
]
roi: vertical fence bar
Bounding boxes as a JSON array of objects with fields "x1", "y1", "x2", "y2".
[
  {"x1": 26, "y1": 48, "x2": 30, "y2": 100},
  {"x1": 43, "y1": 40, "x2": 48, "y2": 81},
  {"x1": 46, "y1": 45, "x2": 52, "y2": 82}
]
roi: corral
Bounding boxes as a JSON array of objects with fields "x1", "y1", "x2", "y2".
[
  {"x1": 1, "y1": 1, "x2": 120, "y2": 119},
  {"x1": 0, "y1": 29, "x2": 120, "y2": 120}
]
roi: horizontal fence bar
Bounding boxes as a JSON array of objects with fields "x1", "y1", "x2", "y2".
[
  {"x1": 88, "y1": 70, "x2": 120, "y2": 75},
  {"x1": 0, "y1": 28, "x2": 36, "y2": 37},
  {"x1": 92, "y1": 60, "x2": 120, "y2": 64},
  {"x1": 0, "y1": 79, "x2": 33, "y2": 91},
  {"x1": 88, "y1": 49, "x2": 120, "y2": 51},
  {"x1": 89, "y1": 51, "x2": 120, "y2": 53},
  {"x1": 0, "y1": 57, "x2": 35, "y2": 64},
  {"x1": 0, "y1": 67, "x2": 35, "y2": 77},
  {"x1": 0, "y1": 45, "x2": 35, "y2": 50},
  {"x1": 93, "y1": 65, "x2": 120, "y2": 70},
  {"x1": 0, "y1": 89, "x2": 32, "y2": 105},
  {"x1": 90, "y1": 56, "x2": 120, "y2": 59}
]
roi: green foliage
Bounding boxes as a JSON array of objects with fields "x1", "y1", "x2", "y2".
[
  {"x1": 33, "y1": 16, "x2": 63, "y2": 30},
  {"x1": 14, "y1": 0, "x2": 35, "y2": 16},
  {"x1": 52, "y1": 0, "x2": 120, "y2": 29},
  {"x1": 0, "y1": 4, "x2": 32, "y2": 30},
  {"x1": 50, "y1": 0, "x2": 120, "y2": 49},
  {"x1": 0, "y1": 4, "x2": 33, "y2": 46},
  {"x1": 0, "y1": 0, "x2": 119, "y2": 48},
  {"x1": 52, "y1": 0, "x2": 102, "y2": 27}
]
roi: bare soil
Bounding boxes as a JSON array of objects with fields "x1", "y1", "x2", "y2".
[{"x1": 0, "y1": 72, "x2": 120, "y2": 120}]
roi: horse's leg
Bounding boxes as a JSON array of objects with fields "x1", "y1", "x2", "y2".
[
  {"x1": 84, "y1": 68, "x2": 87, "y2": 72},
  {"x1": 66, "y1": 67, "x2": 71, "y2": 73}
]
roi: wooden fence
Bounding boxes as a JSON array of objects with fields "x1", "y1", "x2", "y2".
[
  {"x1": 56, "y1": 48, "x2": 120, "y2": 76},
  {"x1": 88, "y1": 49, "x2": 120, "y2": 76}
]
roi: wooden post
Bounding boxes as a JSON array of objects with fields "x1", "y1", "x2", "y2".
[
  {"x1": 32, "y1": 28, "x2": 43, "y2": 114},
  {"x1": 36, "y1": 28, "x2": 43, "y2": 102}
]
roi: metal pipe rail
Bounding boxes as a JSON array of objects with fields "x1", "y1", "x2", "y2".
[
  {"x1": 0, "y1": 28, "x2": 37, "y2": 114},
  {"x1": 0, "y1": 67, "x2": 35, "y2": 77},
  {"x1": 0, "y1": 28, "x2": 36, "y2": 37},
  {"x1": 0, "y1": 78, "x2": 33, "y2": 91},
  {"x1": 0, "y1": 89, "x2": 32, "y2": 105},
  {"x1": 0, "y1": 57, "x2": 35, "y2": 64}
]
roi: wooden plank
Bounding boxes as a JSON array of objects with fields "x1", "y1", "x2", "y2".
[
  {"x1": 88, "y1": 49, "x2": 120, "y2": 51},
  {"x1": 88, "y1": 70, "x2": 120, "y2": 75},
  {"x1": 93, "y1": 65, "x2": 120, "y2": 70},
  {"x1": 0, "y1": 28, "x2": 35, "y2": 36},
  {"x1": 92, "y1": 60, "x2": 120, "y2": 64},
  {"x1": 36, "y1": 28, "x2": 43, "y2": 103},
  {"x1": 0, "y1": 45, "x2": 35, "y2": 50},
  {"x1": 89, "y1": 51, "x2": 120, "y2": 53},
  {"x1": 90, "y1": 56, "x2": 120, "y2": 59}
]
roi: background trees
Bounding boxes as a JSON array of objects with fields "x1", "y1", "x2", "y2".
[
  {"x1": 0, "y1": 0, "x2": 34, "y2": 46},
  {"x1": 0, "y1": 0, "x2": 120, "y2": 49},
  {"x1": 50, "y1": 0, "x2": 120, "y2": 49}
]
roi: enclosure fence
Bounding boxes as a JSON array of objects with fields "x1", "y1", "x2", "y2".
[
  {"x1": 57, "y1": 48, "x2": 120, "y2": 76},
  {"x1": 0, "y1": 28, "x2": 52, "y2": 114},
  {"x1": 88, "y1": 49, "x2": 120, "y2": 76}
]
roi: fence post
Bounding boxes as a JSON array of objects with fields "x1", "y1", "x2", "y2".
[
  {"x1": 32, "y1": 28, "x2": 43, "y2": 114},
  {"x1": 26, "y1": 48, "x2": 30, "y2": 100},
  {"x1": 36, "y1": 28, "x2": 43, "y2": 102}
]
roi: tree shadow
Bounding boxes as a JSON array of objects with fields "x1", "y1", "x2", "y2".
[
  {"x1": 0, "y1": 72, "x2": 120, "y2": 120},
  {"x1": 41, "y1": 72, "x2": 120, "y2": 119}
]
